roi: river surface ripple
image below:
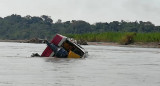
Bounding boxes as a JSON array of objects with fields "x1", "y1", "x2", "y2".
[{"x1": 0, "y1": 42, "x2": 160, "y2": 86}]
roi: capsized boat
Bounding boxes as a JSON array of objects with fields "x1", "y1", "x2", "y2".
[{"x1": 41, "y1": 34, "x2": 87, "y2": 58}]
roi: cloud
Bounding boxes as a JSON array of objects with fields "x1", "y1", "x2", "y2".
[
  {"x1": 123, "y1": 0, "x2": 160, "y2": 25},
  {"x1": 1, "y1": 0, "x2": 160, "y2": 25}
]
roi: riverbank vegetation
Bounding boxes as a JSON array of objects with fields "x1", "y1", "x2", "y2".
[
  {"x1": 66, "y1": 32, "x2": 160, "y2": 45},
  {"x1": 0, "y1": 14, "x2": 160, "y2": 40},
  {"x1": 0, "y1": 14, "x2": 160, "y2": 45}
]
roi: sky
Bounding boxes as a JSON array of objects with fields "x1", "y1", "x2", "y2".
[{"x1": 0, "y1": 0, "x2": 160, "y2": 25}]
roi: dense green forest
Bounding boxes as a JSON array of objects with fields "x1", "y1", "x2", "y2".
[{"x1": 0, "y1": 14, "x2": 160, "y2": 40}]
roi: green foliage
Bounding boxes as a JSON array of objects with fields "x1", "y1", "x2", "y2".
[
  {"x1": 66, "y1": 32, "x2": 160, "y2": 44},
  {"x1": 134, "y1": 33, "x2": 160, "y2": 42},
  {"x1": 67, "y1": 32, "x2": 125, "y2": 42},
  {"x1": 119, "y1": 33, "x2": 136, "y2": 45},
  {"x1": 0, "y1": 14, "x2": 160, "y2": 40}
]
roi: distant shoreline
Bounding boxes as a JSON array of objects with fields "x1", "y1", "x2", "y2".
[
  {"x1": 0, "y1": 40, "x2": 27, "y2": 43},
  {"x1": 0, "y1": 40, "x2": 160, "y2": 48},
  {"x1": 87, "y1": 42, "x2": 160, "y2": 48}
]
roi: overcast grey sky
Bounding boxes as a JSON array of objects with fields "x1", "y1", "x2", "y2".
[{"x1": 0, "y1": 0, "x2": 160, "y2": 25}]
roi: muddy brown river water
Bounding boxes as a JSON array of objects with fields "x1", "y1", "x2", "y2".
[{"x1": 0, "y1": 42, "x2": 160, "y2": 86}]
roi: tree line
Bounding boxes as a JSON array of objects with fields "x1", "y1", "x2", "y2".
[{"x1": 0, "y1": 14, "x2": 160, "y2": 40}]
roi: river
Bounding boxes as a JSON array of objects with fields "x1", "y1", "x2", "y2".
[{"x1": 0, "y1": 42, "x2": 160, "y2": 86}]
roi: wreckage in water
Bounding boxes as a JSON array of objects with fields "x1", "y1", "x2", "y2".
[{"x1": 41, "y1": 34, "x2": 87, "y2": 58}]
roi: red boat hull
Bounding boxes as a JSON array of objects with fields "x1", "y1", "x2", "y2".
[{"x1": 41, "y1": 34, "x2": 67, "y2": 57}]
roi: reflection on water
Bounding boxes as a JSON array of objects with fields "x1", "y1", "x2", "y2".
[{"x1": 0, "y1": 42, "x2": 160, "y2": 86}]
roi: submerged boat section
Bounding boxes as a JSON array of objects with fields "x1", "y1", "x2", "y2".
[{"x1": 41, "y1": 34, "x2": 87, "y2": 58}]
